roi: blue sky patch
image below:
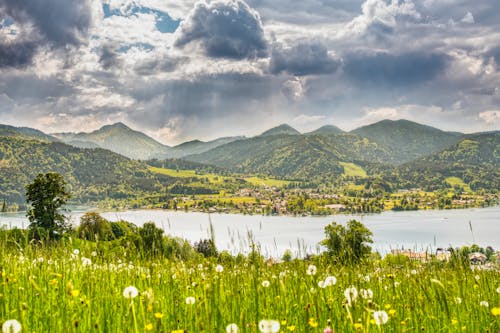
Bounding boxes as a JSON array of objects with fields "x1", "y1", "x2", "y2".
[
  {"x1": 102, "y1": 3, "x2": 180, "y2": 33},
  {"x1": 0, "y1": 16, "x2": 15, "y2": 28}
]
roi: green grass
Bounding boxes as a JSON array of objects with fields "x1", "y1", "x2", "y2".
[
  {"x1": 0, "y1": 233, "x2": 499, "y2": 332},
  {"x1": 445, "y1": 177, "x2": 471, "y2": 191},
  {"x1": 244, "y1": 176, "x2": 291, "y2": 188},
  {"x1": 340, "y1": 162, "x2": 367, "y2": 178}
]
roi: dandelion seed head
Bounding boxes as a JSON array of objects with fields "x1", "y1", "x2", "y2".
[
  {"x1": 361, "y1": 288, "x2": 373, "y2": 299},
  {"x1": 185, "y1": 296, "x2": 195, "y2": 305},
  {"x1": 324, "y1": 276, "x2": 337, "y2": 286},
  {"x1": 226, "y1": 323, "x2": 238, "y2": 333},
  {"x1": 215, "y1": 265, "x2": 224, "y2": 273},
  {"x1": 123, "y1": 286, "x2": 138, "y2": 299},
  {"x1": 2, "y1": 319, "x2": 21, "y2": 333},
  {"x1": 306, "y1": 265, "x2": 317, "y2": 276},
  {"x1": 479, "y1": 301, "x2": 489, "y2": 307},
  {"x1": 262, "y1": 280, "x2": 270, "y2": 288},
  {"x1": 344, "y1": 286, "x2": 358, "y2": 305},
  {"x1": 258, "y1": 320, "x2": 280, "y2": 333},
  {"x1": 373, "y1": 310, "x2": 389, "y2": 325},
  {"x1": 73, "y1": 249, "x2": 80, "y2": 255}
]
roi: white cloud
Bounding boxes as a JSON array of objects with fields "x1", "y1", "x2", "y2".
[
  {"x1": 460, "y1": 11, "x2": 474, "y2": 24},
  {"x1": 478, "y1": 110, "x2": 499, "y2": 125}
]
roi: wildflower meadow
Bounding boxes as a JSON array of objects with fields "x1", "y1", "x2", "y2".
[{"x1": 0, "y1": 231, "x2": 499, "y2": 333}]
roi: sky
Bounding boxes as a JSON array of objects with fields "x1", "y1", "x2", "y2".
[{"x1": 0, "y1": 0, "x2": 499, "y2": 144}]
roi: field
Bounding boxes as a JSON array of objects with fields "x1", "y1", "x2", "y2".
[
  {"x1": 1, "y1": 237, "x2": 499, "y2": 332},
  {"x1": 340, "y1": 163, "x2": 367, "y2": 178}
]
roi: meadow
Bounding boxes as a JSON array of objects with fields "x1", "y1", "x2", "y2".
[{"x1": 0, "y1": 234, "x2": 499, "y2": 332}]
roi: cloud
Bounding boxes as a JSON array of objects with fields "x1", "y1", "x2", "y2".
[
  {"x1": 478, "y1": 110, "x2": 499, "y2": 125},
  {"x1": 343, "y1": 51, "x2": 449, "y2": 87},
  {"x1": 270, "y1": 41, "x2": 340, "y2": 76},
  {"x1": 174, "y1": 0, "x2": 268, "y2": 59},
  {"x1": 0, "y1": 0, "x2": 95, "y2": 68},
  {"x1": 0, "y1": 41, "x2": 38, "y2": 68},
  {"x1": 99, "y1": 44, "x2": 122, "y2": 69},
  {"x1": 344, "y1": 0, "x2": 421, "y2": 36},
  {"x1": 460, "y1": 11, "x2": 474, "y2": 24},
  {"x1": 281, "y1": 78, "x2": 304, "y2": 101}
]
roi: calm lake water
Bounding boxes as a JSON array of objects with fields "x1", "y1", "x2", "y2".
[{"x1": 1, "y1": 206, "x2": 498, "y2": 257}]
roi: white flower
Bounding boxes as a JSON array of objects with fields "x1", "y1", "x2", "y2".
[
  {"x1": 479, "y1": 301, "x2": 489, "y2": 307},
  {"x1": 410, "y1": 269, "x2": 417, "y2": 275},
  {"x1": 361, "y1": 288, "x2": 373, "y2": 299},
  {"x1": 258, "y1": 320, "x2": 280, "y2": 333},
  {"x1": 324, "y1": 276, "x2": 337, "y2": 286},
  {"x1": 215, "y1": 265, "x2": 224, "y2": 273},
  {"x1": 344, "y1": 286, "x2": 358, "y2": 305},
  {"x1": 318, "y1": 280, "x2": 326, "y2": 288},
  {"x1": 226, "y1": 323, "x2": 238, "y2": 333},
  {"x1": 496, "y1": 286, "x2": 500, "y2": 294},
  {"x1": 474, "y1": 275, "x2": 480, "y2": 281},
  {"x1": 186, "y1": 296, "x2": 196, "y2": 305},
  {"x1": 364, "y1": 275, "x2": 371, "y2": 282},
  {"x1": 262, "y1": 280, "x2": 270, "y2": 288},
  {"x1": 306, "y1": 264, "x2": 317, "y2": 276},
  {"x1": 91, "y1": 251, "x2": 97, "y2": 257},
  {"x1": 2, "y1": 319, "x2": 21, "y2": 333},
  {"x1": 123, "y1": 286, "x2": 138, "y2": 299},
  {"x1": 81, "y1": 257, "x2": 92, "y2": 267},
  {"x1": 73, "y1": 249, "x2": 80, "y2": 255},
  {"x1": 373, "y1": 310, "x2": 389, "y2": 325},
  {"x1": 455, "y1": 297, "x2": 462, "y2": 304}
]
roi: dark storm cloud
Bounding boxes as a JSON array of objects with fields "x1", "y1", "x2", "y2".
[
  {"x1": 486, "y1": 46, "x2": 500, "y2": 66},
  {"x1": 270, "y1": 42, "x2": 340, "y2": 76},
  {"x1": 99, "y1": 44, "x2": 121, "y2": 70},
  {"x1": 133, "y1": 56, "x2": 188, "y2": 76},
  {"x1": 0, "y1": 73, "x2": 75, "y2": 102},
  {"x1": 174, "y1": 0, "x2": 268, "y2": 59},
  {"x1": 0, "y1": 0, "x2": 93, "y2": 68},
  {"x1": 343, "y1": 51, "x2": 450, "y2": 87},
  {"x1": 0, "y1": 41, "x2": 38, "y2": 68}
]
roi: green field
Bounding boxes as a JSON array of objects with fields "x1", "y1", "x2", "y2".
[
  {"x1": 445, "y1": 177, "x2": 472, "y2": 192},
  {"x1": 340, "y1": 162, "x2": 367, "y2": 178},
  {"x1": 149, "y1": 166, "x2": 291, "y2": 188}
]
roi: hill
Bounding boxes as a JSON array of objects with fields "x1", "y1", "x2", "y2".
[
  {"x1": 385, "y1": 132, "x2": 499, "y2": 191},
  {"x1": 351, "y1": 119, "x2": 463, "y2": 164},
  {"x1": 160, "y1": 136, "x2": 245, "y2": 159},
  {"x1": 0, "y1": 136, "x2": 162, "y2": 205},
  {"x1": 0, "y1": 124, "x2": 58, "y2": 142},
  {"x1": 185, "y1": 133, "x2": 392, "y2": 179},
  {"x1": 306, "y1": 125, "x2": 344, "y2": 136},
  {"x1": 53, "y1": 122, "x2": 170, "y2": 160},
  {"x1": 259, "y1": 124, "x2": 300, "y2": 137}
]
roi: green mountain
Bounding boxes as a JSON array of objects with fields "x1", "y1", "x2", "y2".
[
  {"x1": 351, "y1": 119, "x2": 463, "y2": 164},
  {"x1": 185, "y1": 133, "x2": 392, "y2": 179},
  {"x1": 385, "y1": 132, "x2": 499, "y2": 191},
  {"x1": 53, "y1": 122, "x2": 170, "y2": 160},
  {"x1": 0, "y1": 136, "x2": 161, "y2": 205},
  {"x1": 306, "y1": 125, "x2": 344, "y2": 136},
  {"x1": 0, "y1": 124, "x2": 58, "y2": 142},
  {"x1": 161, "y1": 136, "x2": 245, "y2": 159},
  {"x1": 259, "y1": 124, "x2": 300, "y2": 137}
]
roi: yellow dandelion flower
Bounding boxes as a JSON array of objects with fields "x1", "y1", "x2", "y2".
[
  {"x1": 287, "y1": 326, "x2": 296, "y2": 331},
  {"x1": 49, "y1": 279, "x2": 58, "y2": 286},
  {"x1": 147, "y1": 305, "x2": 153, "y2": 312},
  {"x1": 145, "y1": 323, "x2": 154, "y2": 331},
  {"x1": 451, "y1": 319, "x2": 458, "y2": 325},
  {"x1": 308, "y1": 318, "x2": 318, "y2": 328},
  {"x1": 388, "y1": 309, "x2": 396, "y2": 316},
  {"x1": 400, "y1": 321, "x2": 406, "y2": 325},
  {"x1": 171, "y1": 330, "x2": 184, "y2": 333},
  {"x1": 154, "y1": 312, "x2": 164, "y2": 319},
  {"x1": 491, "y1": 307, "x2": 500, "y2": 316},
  {"x1": 71, "y1": 290, "x2": 80, "y2": 297},
  {"x1": 385, "y1": 304, "x2": 391, "y2": 309},
  {"x1": 354, "y1": 323, "x2": 363, "y2": 330}
]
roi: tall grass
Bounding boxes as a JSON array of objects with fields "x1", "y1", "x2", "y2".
[{"x1": 0, "y1": 232, "x2": 499, "y2": 332}]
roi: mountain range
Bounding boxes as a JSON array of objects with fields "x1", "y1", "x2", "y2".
[{"x1": 0, "y1": 119, "x2": 498, "y2": 205}]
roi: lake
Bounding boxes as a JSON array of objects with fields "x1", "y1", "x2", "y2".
[{"x1": 1, "y1": 206, "x2": 498, "y2": 257}]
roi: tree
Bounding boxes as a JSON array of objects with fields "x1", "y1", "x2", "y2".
[
  {"x1": 1, "y1": 199, "x2": 6, "y2": 213},
  {"x1": 321, "y1": 219, "x2": 373, "y2": 264},
  {"x1": 25, "y1": 172, "x2": 71, "y2": 239},
  {"x1": 77, "y1": 212, "x2": 114, "y2": 241}
]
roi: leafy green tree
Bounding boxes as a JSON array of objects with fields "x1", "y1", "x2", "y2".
[
  {"x1": 77, "y1": 212, "x2": 114, "y2": 241},
  {"x1": 1, "y1": 199, "x2": 6, "y2": 212},
  {"x1": 139, "y1": 222, "x2": 165, "y2": 256},
  {"x1": 25, "y1": 172, "x2": 71, "y2": 239},
  {"x1": 321, "y1": 219, "x2": 373, "y2": 264}
]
